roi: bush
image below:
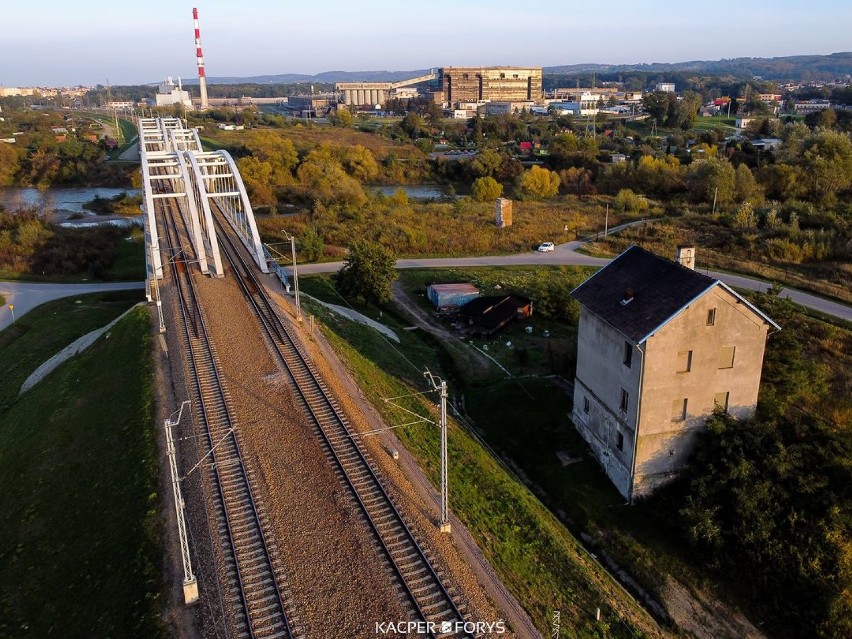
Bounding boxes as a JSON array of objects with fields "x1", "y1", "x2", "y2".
[
  {"x1": 471, "y1": 176, "x2": 503, "y2": 202},
  {"x1": 614, "y1": 188, "x2": 648, "y2": 213}
]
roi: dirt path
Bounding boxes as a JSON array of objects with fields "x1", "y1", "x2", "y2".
[{"x1": 391, "y1": 281, "x2": 498, "y2": 378}]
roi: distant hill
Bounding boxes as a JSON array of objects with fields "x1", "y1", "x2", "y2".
[
  {"x1": 185, "y1": 69, "x2": 433, "y2": 85},
  {"x1": 544, "y1": 52, "x2": 852, "y2": 81},
  {"x1": 180, "y1": 53, "x2": 852, "y2": 86}
]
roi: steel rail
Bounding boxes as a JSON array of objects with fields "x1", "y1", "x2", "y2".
[
  {"x1": 213, "y1": 213, "x2": 474, "y2": 639},
  {"x1": 161, "y1": 194, "x2": 295, "y2": 639}
]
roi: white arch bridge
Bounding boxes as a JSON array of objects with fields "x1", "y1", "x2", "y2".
[{"x1": 140, "y1": 117, "x2": 270, "y2": 300}]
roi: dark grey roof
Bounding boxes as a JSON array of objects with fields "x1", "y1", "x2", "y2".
[{"x1": 571, "y1": 246, "x2": 717, "y2": 343}]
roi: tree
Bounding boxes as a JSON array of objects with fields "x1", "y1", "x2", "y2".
[
  {"x1": 733, "y1": 201, "x2": 757, "y2": 228},
  {"x1": 801, "y1": 129, "x2": 852, "y2": 203},
  {"x1": 469, "y1": 148, "x2": 502, "y2": 178},
  {"x1": 298, "y1": 226, "x2": 323, "y2": 262},
  {"x1": 237, "y1": 157, "x2": 277, "y2": 206},
  {"x1": 328, "y1": 108, "x2": 353, "y2": 128},
  {"x1": 471, "y1": 176, "x2": 503, "y2": 202},
  {"x1": 335, "y1": 240, "x2": 397, "y2": 305},
  {"x1": 0, "y1": 143, "x2": 20, "y2": 186},
  {"x1": 685, "y1": 157, "x2": 736, "y2": 206},
  {"x1": 734, "y1": 163, "x2": 759, "y2": 202},
  {"x1": 400, "y1": 112, "x2": 426, "y2": 139},
  {"x1": 516, "y1": 165, "x2": 560, "y2": 200}
]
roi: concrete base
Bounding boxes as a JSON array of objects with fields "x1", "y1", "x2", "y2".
[
  {"x1": 439, "y1": 522, "x2": 452, "y2": 534},
  {"x1": 183, "y1": 579, "x2": 199, "y2": 605}
]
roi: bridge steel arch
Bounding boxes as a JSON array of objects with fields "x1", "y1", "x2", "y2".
[
  {"x1": 187, "y1": 150, "x2": 269, "y2": 274},
  {"x1": 141, "y1": 118, "x2": 269, "y2": 295}
]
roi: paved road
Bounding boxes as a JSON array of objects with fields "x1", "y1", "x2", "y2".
[
  {"x1": 0, "y1": 281, "x2": 146, "y2": 331},
  {"x1": 295, "y1": 240, "x2": 852, "y2": 323}
]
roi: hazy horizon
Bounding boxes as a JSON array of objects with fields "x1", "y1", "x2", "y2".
[{"x1": 2, "y1": 0, "x2": 851, "y2": 86}]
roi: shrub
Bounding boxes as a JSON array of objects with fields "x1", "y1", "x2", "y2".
[{"x1": 471, "y1": 176, "x2": 503, "y2": 202}]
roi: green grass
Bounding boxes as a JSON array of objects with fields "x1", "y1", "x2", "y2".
[
  {"x1": 0, "y1": 306, "x2": 163, "y2": 638},
  {"x1": 464, "y1": 378, "x2": 691, "y2": 594},
  {"x1": 0, "y1": 293, "x2": 4, "y2": 306},
  {"x1": 105, "y1": 233, "x2": 146, "y2": 281},
  {"x1": 0, "y1": 290, "x2": 142, "y2": 412},
  {"x1": 303, "y1": 282, "x2": 659, "y2": 638}
]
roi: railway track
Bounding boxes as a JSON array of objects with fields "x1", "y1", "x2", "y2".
[
  {"x1": 213, "y1": 214, "x2": 475, "y2": 639},
  {"x1": 160, "y1": 198, "x2": 298, "y2": 639}
]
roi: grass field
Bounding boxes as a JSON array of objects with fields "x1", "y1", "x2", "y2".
[
  {"x1": 299, "y1": 275, "x2": 661, "y2": 637},
  {"x1": 0, "y1": 290, "x2": 142, "y2": 413},
  {"x1": 0, "y1": 306, "x2": 163, "y2": 638},
  {"x1": 104, "y1": 231, "x2": 146, "y2": 281}
]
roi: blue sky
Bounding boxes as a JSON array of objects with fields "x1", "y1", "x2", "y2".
[{"x1": 1, "y1": 0, "x2": 851, "y2": 86}]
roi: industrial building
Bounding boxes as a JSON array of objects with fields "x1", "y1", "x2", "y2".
[
  {"x1": 438, "y1": 67, "x2": 542, "y2": 107},
  {"x1": 337, "y1": 72, "x2": 437, "y2": 107},
  {"x1": 152, "y1": 77, "x2": 193, "y2": 108}
]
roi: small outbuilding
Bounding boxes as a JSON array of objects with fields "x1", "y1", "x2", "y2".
[
  {"x1": 458, "y1": 294, "x2": 532, "y2": 336},
  {"x1": 427, "y1": 283, "x2": 480, "y2": 310}
]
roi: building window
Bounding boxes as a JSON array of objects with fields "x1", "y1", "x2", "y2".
[
  {"x1": 672, "y1": 398, "x2": 688, "y2": 421},
  {"x1": 616, "y1": 431, "x2": 624, "y2": 451},
  {"x1": 714, "y1": 391, "x2": 730, "y2": 412},
  {"x1": 676, "y1": 350, "x2": 693, "y2": 373},
  {"x1": 462, "y1": 73, "x2": 469, "y2": 80},
  {"x1": 583, "y1": 396, "x2": 590, "y2": 414},
  {"x1": 500, "y1": 73, "x2": 506, "y2": 79},
  {"x1": 707, "y1": 308, "x2": 717, "y2": 326},
  {"x1": 623, "y1": 341, "x2": 633, "y2": 368},
  {"x1": 619, "y1": 388, "x2": 629, "y2": 412},
  {"x1": 718, "y1": 346, "x2": 736, "y2": 369}
]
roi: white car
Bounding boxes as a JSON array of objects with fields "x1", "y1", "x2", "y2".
[{"x1": 537, "y1": 242, "x2": 555, "y2": 252}]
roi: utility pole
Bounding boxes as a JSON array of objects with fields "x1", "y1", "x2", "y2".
[
  {"x1": 424, "y1": 369, "x2": 451, "y2": 533},
  {"x1": 281, "y1": 229, "x2": 302, "y2": 322},
  {"x1": 164, "y1": 401, "x2": 198, "y2": 604},
  {"x1": 712, "y1": 186, "x2": 718, "y2": 217},
  {"x1": 605, "y1": 203, "x2": 609, "y2": 237}
]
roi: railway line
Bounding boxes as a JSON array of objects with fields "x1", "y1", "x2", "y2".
[
  {"x1": 159, "y1": 195, "x2": 298, "y2": 639},
  {"x1": 211, "y1": 211, "x2": 476, "y2": 639}
]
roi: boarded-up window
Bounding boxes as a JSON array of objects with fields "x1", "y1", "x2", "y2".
[
  {"x1": 718, "y1": 346, "x2": 736, "y2": 369},
  {"x1": 619, "y1": 388, "x2": 629, "y2": 412},
  {"x1": 583, "y1": 396, "x2": 590, "y2": 413},
  {"x1": 672, "y1": 398, "x2": 688, "y2": 421},
  {"x1": 623, "y1": 341, "x2": 633, "y2": 368},
  {"x1": 714, "y1": 391, "x2": 730, "y2": 412},
  {"x1": 616, "y1": 431, "x2": 624, "y2": 451},
  {"x1": 677, "y1": 350, "x2": 693, "y2": 373}
]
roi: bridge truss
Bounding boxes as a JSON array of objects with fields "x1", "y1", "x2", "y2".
[{"x1": 140, "y1": 117, "x2": 268, "y2": 300}]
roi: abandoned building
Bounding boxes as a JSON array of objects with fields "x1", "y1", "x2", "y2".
[
  {"x1": 570, "y1": 246, "x2": 779, "y2": 501},
  {"x1": 427, "y1": 283, "x2": 480, "y2": 311},
  {"x1": 458, "y1": 294, "x2": 532, "y2": 336}
]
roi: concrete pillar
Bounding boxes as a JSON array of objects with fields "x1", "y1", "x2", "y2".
[
  {"x1": 356, "y1": 89, "x2": 364, "y2": 105},
  {"x1": 344, "y1": 89, "x2": 351, "y2": 105},
  {"x1": 371, "y1": 89, "x2": 379, "y2": 105}
]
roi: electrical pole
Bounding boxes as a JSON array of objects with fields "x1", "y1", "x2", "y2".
[
  {"x1": 164, "y1": 401, "x2": 198, "y2": 604},
  {"x1": 424, "y1": 369, "x2": 451, "y2": 533},
  {"x1": 281, "y1": 229, "x2": 302, "y2": 322}
]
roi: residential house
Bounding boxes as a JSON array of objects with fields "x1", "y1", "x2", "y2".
[{"x1": 570, "y1": 246, "x2": 779, "y2": 501}]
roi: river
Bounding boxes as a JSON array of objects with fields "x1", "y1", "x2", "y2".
[
  {"x1": 0, "y1": 187, "x2": 142, "y2": 214},
  {"x1": 0, "y1": 187, "x2": 143, "y2": 227},
  {"x1": 372, "y1": 185, "x2": 453, "y2": 199}
]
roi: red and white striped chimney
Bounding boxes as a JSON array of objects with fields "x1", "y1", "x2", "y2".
[{"x1": 193, "y1": 7, "x2": 209, "y2": 110}]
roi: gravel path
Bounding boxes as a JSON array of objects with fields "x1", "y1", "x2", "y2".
[
  {"x1": 19, "y1": 303, "x2": 142, "y2": 395},
  {"x1": 303, "y1": 293, "x2": 400, "y2": 342}
]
